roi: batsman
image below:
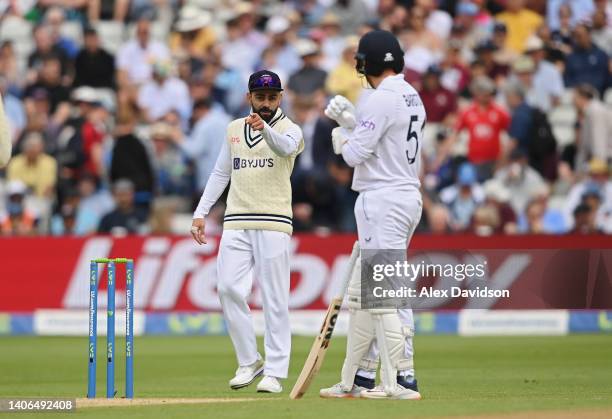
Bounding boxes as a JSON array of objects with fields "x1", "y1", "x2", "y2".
[
  {"x1": 191, "y1": 70, "x2": 303, "y2": 394},
  {"x1": 320, "y1": 30, "x2": 425, "y2": 400}
]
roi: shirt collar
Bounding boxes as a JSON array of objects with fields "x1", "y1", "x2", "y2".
[{"x1": 378, "y1": 74, "x2": 405, "y2": 90}]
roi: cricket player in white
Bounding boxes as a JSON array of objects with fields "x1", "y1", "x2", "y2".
[
  {"x1": 0, "y1": 94, "x2": 12, "y2": 168},
  {"x1": 191, "y1": 70, "x2": 303, "y2": 393},
  {"x1": 320, "y1": 30, "x2": 425, "y2": 400}
]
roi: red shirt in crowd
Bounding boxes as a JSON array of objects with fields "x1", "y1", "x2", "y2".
[
  {"x1": 81, "y1": 121, "x2": 105, "y2": 176},
  {"x1": 419, "y1": 87, "x2": 457, "y2": 123},
  {"x1": 455, "y1": 102, "x2": 510, "y2": 163}
]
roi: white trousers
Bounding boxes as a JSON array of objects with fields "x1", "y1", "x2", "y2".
[
  {"x1": 354, "y1": 188, "x2": 423, "y2": 379},
  {"x1": 216, "y1": 229, "x2": 291, "y2": 378}
]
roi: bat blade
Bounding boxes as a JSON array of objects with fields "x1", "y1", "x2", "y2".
[{"x1": 289, "y1": 297, "x2": 343, "y2": 399}]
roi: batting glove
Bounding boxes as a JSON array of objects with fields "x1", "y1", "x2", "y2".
[
  {"x1": 331, "y1": 127, "x2": 348, "y2": 155},
  {"x1": 325, "y1": 95, "x2": 356, "y2": 130}
]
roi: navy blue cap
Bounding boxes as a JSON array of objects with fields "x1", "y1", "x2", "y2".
[{"x1": 248, "y1": 70, "x2": 283, "y2": 92}]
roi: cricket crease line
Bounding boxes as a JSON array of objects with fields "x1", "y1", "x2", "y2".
[{"x1": 76, "y1": 397, "x2": 276, "y2": 408}]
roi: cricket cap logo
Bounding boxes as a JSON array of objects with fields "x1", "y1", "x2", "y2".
[{"x1": 260, "y1": 74, "x2": 273, "y2": 86}]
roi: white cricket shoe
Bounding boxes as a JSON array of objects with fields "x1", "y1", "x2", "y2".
[
  {"x1": 256, "y1": 376, "x2": 282, "y2": 393},
  {"x1": 229, "y1": 358, "x2": 264, "y2": 390},
  {"x1": 319, "y1": 382, "x2": 368, "y2": 399},
  {"x1": 360, "y1": 384, "x2": 422, "y2": 400}
]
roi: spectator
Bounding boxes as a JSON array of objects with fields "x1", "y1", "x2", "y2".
[
  {"x1": 73, "y1": 27, "x2": 115, "y2": 89},
  {"x1": 147, "y1": 122, "x2": 192, "y2": 198},
  {"x1": 547, "y1": 0, "x2": 595, "y2": 31},
  {"x1": 379, "y1": 2, "x2": 409, "y2": 35},
  {"x1": 550, "y1": 4, "x2": 574, "y2": 55},
  {"x1": 563, "y1": 159, "x2": 612, "y2": 229},
  {"x1": 425, "y1": 204, "x2": 451, "y2": 234},
  {"x1": 571, "y1": 203, "x2": 601, "y2": 234},
  {"x1": 137, "y1": 59, "x2": 191, "y2": 126},
  {"x1": 87, "y1": 0, "x2": 130, "y2": 22},
  {"x1": 519, "y1": 196, "x2": 567, "y2": 234},
  {"x1": 290, "y1": 95, "x2": 320, "y2": 175},
  {"x1": 495, "y1": 149, "x2": 547, "y2": 214},
  {"x1": 50, "y1": 199, "x2": 79, "y2": 236},
  {"x1": 564, "y1": 24, "x2": 610, "y2": 94},
  {"x1": 116, "y1": 18, "x2": 170, "y2": 86},
  {"x1": 6, "y1": 132, "x2": 57, "y2": 198},
  {"x1": 27, "y1": 24, "x2": 71, "y2": 79},
  {"x1": 81, "y1": 98, "x2": 110, "y2": 180},
  {"x1": 438, "y1": 40, "x2": 470, "y2": 93},
  {"x1": 496, "y1": 0, "x2": 543, "y2": 53},
  {"x1": 169, "y1": 5, "x2": 215, "y2": 61},
  {"x1": 504, "y1": 80, "x2": 557, "y2": 180},
  {"x1": 581, "y1": 184, "x2": 612, "y2": 233},
  {"x1": 24, "y1": 56, "x2": 70, "y2": 115},
  {"x1": 400, "y1": 5, "x2": 444, "y2": 73},
  {"x1": 474, "y1": 39, "x2": 509, "y2": 84},
  {"x1": 318, "y1": 12, "x2": 345, "y2": 72},
  {"x1": 417, "y1": 0, "x2": 452, "y2": 41},
  {"x1": 172, "y1": 98, "x2": 230, "y2": 192},
  {"x1": 98, "y1": 179, "x2": 148, "y2": 235},
  {"x1": 44, "y1": 7, "x2": 79, "y2": 59},
  {"x1": 491, "y1": 21, "x2": 518, "y2": 66},
  {"x1": 452, "y1": 76, "x2": 510, "y2": 181},
  {"x1": 73, "y1": 173, "x2": 114, "y2": 235},
  {"x1": 483, "y1": 179, "x2": 518, "y2": 234},
  {"x1": 591, "y1": 9, "x2": 612, "y2": 56},
  {"x1": 325, "y1": 36, "x2": 362, "y2": 104},
  {"x1": 471, "y1": 204, "x2": 501, "y2": 236},
  {"x1": 288, "y1": 39, "x2": 327, "y2": 99},
  {"x1": 573, "y1": 84, "x2": 612, "y2": 171},
  {"x1": 110, "y1": 124, "x2": 155, "y2": 212},
  {"x1": 0, "y1": 180, "x2": 37, "y2": 236},
  {"x1": 0, "y1": 76, "x2": 26, "y2": 140},
  {"x1": 0, "y1": 41, "x2": 22, "y2": 92},
  {"x1": 263, "y1": 16, "x2": 301, "y2": 80},
  {"x1": 440, "y1": 162, "x2": 485, "y2": 231},
  {"x1": 220, "y1": 14, "x2": 262, "y2": 82},
  {"x1": 328, "y1": 0, "x2": 369, "y2": 35},
  {"x1": 418, "y1": 65, "x2": 457, "y2": 124},
  {"x1": 523, "y1": 36, "x2": 564, "y2": 111}
]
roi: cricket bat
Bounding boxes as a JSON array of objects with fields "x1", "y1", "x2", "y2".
[{"x1": 289, "y1": 241, "x2": 360, "y2": 399}]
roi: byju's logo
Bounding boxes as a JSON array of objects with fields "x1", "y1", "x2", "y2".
[{"x1": 233, "y1": 157, "x2": 274, "y2": 170}]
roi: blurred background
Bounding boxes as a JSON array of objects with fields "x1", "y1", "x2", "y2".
[{"x1": 0, "y1": 0, "x2": 611, "y2": 238}]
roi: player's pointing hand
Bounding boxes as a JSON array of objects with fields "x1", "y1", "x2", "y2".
[
  {"x1": 246, "y1": 113, "x2": 265, "y2": 131},
  {"x1": 191, "y1": 217, "x2": 207, "y2": 245}
]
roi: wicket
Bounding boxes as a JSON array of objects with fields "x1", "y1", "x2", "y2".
[{"x1": 87, "y1": 258, "x2": 134, "y2": 399}]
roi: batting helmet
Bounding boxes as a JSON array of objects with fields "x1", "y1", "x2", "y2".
[{"x1": 355, "y1": 30, "x2": 405, "y2": 77}]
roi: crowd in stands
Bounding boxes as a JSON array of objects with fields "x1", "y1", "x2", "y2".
[{"x1": 0, "y1": 0, "x2": 611, "y2": 236}]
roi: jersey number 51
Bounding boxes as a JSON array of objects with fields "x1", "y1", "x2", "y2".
[{"x1": 406, "y1": 115, "x2": 425, "y2": 165}]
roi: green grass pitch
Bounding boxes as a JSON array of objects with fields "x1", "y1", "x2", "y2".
[{"x1": 0, "y1": 335, "x2": 611, "y2": 418}]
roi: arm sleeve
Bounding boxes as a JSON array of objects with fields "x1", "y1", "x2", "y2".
[
  {"x1": 261, "y1": 121, "x2": 302, "y2": 157},
  {"x1": 193, "y1": 140, "x2": 231, "y2": 218},
  {"x1": 340, "y1": 95, "x2": 391, "y2": 167},
  {"x1": 0, "y1": 95, "x2": 12, "y2": 168}
]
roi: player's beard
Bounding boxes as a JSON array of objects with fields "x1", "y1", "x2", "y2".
[{"x1": 253, "y1": 105, "x2": 277, "y2": 123}]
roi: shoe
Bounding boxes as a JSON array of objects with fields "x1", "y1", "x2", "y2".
[
  {"x1": 360, "y1": 384, "x2": 422, "y2": 400},
  {"x1": 229, "y1": 357, "x2": 264, "y2": 390},
  {"x1": 319, "y1": 382, "x2": 368, "y2": 399},
  {"x1": 397, "y1": 376, "x2": 419, "y2": 392},
  {"x1": 256, "y1": 376, "x2": 282, "y2": 393}
]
